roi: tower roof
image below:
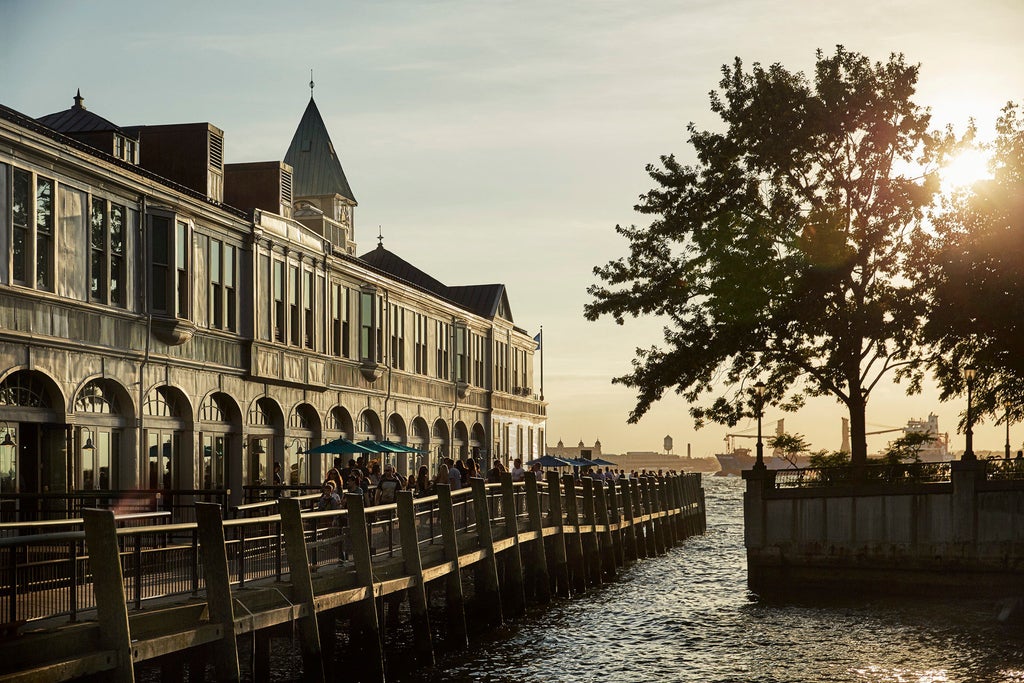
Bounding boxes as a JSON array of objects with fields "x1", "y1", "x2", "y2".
[{"x1": 284, "y1": 97, "x2": 356, "y2": 203}]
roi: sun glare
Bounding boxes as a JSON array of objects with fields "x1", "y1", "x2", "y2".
[{"x1": 940, "y1": 148, "x2": 992, "y2": 191}]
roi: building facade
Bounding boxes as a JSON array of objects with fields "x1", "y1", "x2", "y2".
[{"x1": 0, "y1": 91, "x2": 546, "y2": 505}]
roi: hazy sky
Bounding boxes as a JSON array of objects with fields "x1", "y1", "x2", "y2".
[{"x1": 3, "y1": 0, "x2": 1023, "y2": 458}]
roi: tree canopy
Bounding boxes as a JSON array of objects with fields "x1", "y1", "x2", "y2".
[
  {"x1": 916, "y1": 103, "x2": 1024, "y2": 426},
  {"x1": 585, "y1": 46, "x2": 951, "y2": 465}
]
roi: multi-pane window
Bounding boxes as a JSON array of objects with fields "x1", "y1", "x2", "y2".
[
  {"x1": 472, "y1": 334, "x2": 486, "y2": 387},
  {"x1": 435, "y1": 320, "x2": 450, "y2": 380},
  {"x1": 413, "y1": 313, "x2": 428, "y2": 375},
  {"x1": 289, "y1": 265, "x2": 300, "y2": 346},
  {"x1": 331, "y1": 283, "x2": 350, "y2": 357},
  {"x1": 520, "y1": 348, "x2": 529, "y2": 391},
  {"x1": 89, "y1": 199, "x2": 127, "y2": 306},
  {"x1": 274, "y1": 259, "x2": 286, "y2": 342},
  {"x1": 390, "y1": 304, "x2": 405, "y2": 370},
  {"x1": 494, "y1": 341, "x2": 508, "y2": 392},
  {"x1": 455, "y1": 324, "x2": 468, "y2": 383},
  {"x1": 359, "y1": 290, "x2": 382, "y2": 363},
  {"x1": 512, "y1": 347, "x2": 520, "y2": 391},
  {"x1": 150, "y1": 215, "x2": 190, "y2": 318},
  {"x1": 208, "y1": 239, "x2": 237, "y2": 331},
  {"x1": 11, "y1": 168, "x2": 54, "y2": 291},
  {"x1": 303, "y1": 270, "x2": 314, "y2": 349}
]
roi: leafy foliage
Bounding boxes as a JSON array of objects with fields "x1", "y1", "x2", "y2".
[
  {"x1": 880, "y1": 430, "x2": 936, "y2": 464},
  {"x1": 767, "y1": 432, "x2": 810, "y2": 466},
  {"x1": 916, "y1": 103, "x2": 1024, "y2": 427},
  {"x1": 586, "y1": 46, "x2": 949, "y2": 464}
]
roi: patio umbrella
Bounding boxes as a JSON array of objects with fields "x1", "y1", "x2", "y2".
[
  {"x1": 527, "y1": 455, "x2": 573, "y2": 468},
  {"x1": 305, "y1": 438, "x2": 377, "y2": 455},
  {"x1": 590, "y1": 457, "x2": 618, "y2": 466}
]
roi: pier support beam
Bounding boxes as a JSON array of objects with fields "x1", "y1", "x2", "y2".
[
  {"x1": 524, "y1": 472, "x2": 552, "y2": 603},
  {"x1": 593, "y1": 481, "x2": 617, "y2": 579},
  {"x1": 471, "y1": 477, "x2": 504, "y2": 627},
  {"x1": 500, "y1": 473, "x2": 527, "y2": 617},
  {"x1": 580, "y1": 478, "x2": 603, "y2": 586},
  {"x1": 606, "y1": 480, "x2": 626, "y2": 568},
  {"x1": 544, "y1": 472, "x2": 571, "y2": 597},
  {"x1": 435, "y1": 484, "x2": 469, "y2": 648},
  {"x1": 396, "y1": 490, "x2": 434, "y2": 665},
  {"x1": 278, "y1": 498, "x2": 325, "y2": 682},
  {"x1": 561, "y1": 474, "x2": 587, "y2": 593},
  {"x1": 345, "y1": 493, "x2": 386, "y2": 682},
  {"x1": 81, "y1": 509, "x2": 135, "y2": 683},
  {"x1": 195, "y1": 502, "x2": 241, "y2": 683}
]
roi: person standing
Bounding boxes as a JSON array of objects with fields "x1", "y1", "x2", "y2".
[{"x1": 511, "y1": 458, "x2": 526, "y2": 483}]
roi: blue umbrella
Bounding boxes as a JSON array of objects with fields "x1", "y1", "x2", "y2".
[
  {"x1": 527, "y1": 455, "x2": 574, "y2": 468},
  {"x1": 306, "y1": 438, "x2": 377, "y2": 455}
]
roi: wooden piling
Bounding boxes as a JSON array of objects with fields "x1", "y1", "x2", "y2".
[
  {"x1": 81, "y1": 509, "x2": 135, "y2": 683},
  {"x1": 194, "y1": 502, "x2": 241, "y2": 683},
  {"x1": 344, "y1": 492, "x2": 385, "y2": 682},
  {"x1": 580, "y1": 478, "x2": 602, "y2": 587},
  {"x1": 652, "y1": 478, "x2": 668, "y2": 554},
  {"x1": 544, "y1": 471, "x2": 571, "y2": 597},
  {"x1": 561, "y1": 474, "x2": 587, "y2": 593},
  {"x1": 524, "y1": 472, "x2": 552, "y2": 603},
  {"x1": 435, "y1": 483, "x2": 469, "y2": 648},
  {"x1": 252, "y1": 629, "x2": 271, "y2": 683},
  {"x1": 593, "y1": 481, "x2": 617, "y2": 579},
  {"x1": 500, "y1": 473, "x2": 527, "y2": 617},
  {"x1": 396, "y1": 491, "x2": 434, "y2": 665},
  {"x1": 277, "y1": 498, "x2": 325, "y2": 682},
  {"x1": 470, "y1": 477, "x2": 504, "y2": 627},
  {"x1": 606, "y1": 480, "x2": 626, "y2": 568},
  {"x1": 620, "y1": 479, "x2": 640, "y2": 560}
]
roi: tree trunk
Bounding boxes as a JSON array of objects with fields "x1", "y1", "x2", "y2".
[{"x1": 848, "y1": 395, "x2": 868, "y2": 466}]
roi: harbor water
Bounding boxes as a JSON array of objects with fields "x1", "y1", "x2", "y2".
[
  {"x1": 267, "y1": 476, "x2": 1024, "y2": 682},
  {"x1": 401, "y1": 476, "x2": 1024, "y2": 683}
]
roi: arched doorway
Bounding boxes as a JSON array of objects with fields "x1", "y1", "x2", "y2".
[
  {"x1": 470, "y1": 423, "x2": 486, "y2": 461},
  {"x1": 387, "y1": 413, "x2": 408, "y2": 474},
  {"x1": 198, "y1": 392, "x2": 241, "y2": 494},
  {"x1": 432, "y1": 419, "x2": 450, "y2": 467},
  {"x1": 287, "y1": 403, "x2": 321, "y2": 485},
  {"x1": 0, "y1": 370, "x2": 65, "y2": 520},
  {"x1": 453, "y1": 421, "x2": 469, "y2": 463},
  {"x1": 74, "y1": 378, "x2": 133, "y2": 491},
  {"x1": 247, "y1": 397, "x2": 283, "y2": 488},
  {"x1": 143, "y1": 385, "x2": 192, "y2": 493},
  {"x1": 410, "y1": 417, "x2": 430, "y2": 474}
]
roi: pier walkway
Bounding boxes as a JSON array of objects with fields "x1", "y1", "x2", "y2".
[{"x1": 0, "y1": 471, "x2": 705, "y2": 682}]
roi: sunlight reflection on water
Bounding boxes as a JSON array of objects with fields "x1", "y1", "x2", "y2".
[{"x1": 404, "y1": 476, "x2": 1024, "y2": 683}]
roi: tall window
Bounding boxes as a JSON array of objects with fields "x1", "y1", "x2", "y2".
[
  {"x1": 303, "y1": 270, "x2": 314, "y2": 349},
  {"x1": 512, "y1": 347, "x2": 520, "y2": 391},
  {"x1": 11, "y1": 169, "x2": 54, "y2": 291},
  {"x1": 390, "y1": 304, "x2": 405, "y2": 369},
  {"x1": 494, "y1": 341, "x2": 508, "y2": 392},
  {"x1": 90, "y1": 198, "x2": 107, "y2": 302},
  {"x1": 472, "y1": 334, "x2": 486, "y2": 387},
  {"x1": 150, "y1": 216, "x2": 170, "y2": 313},
  {"x1": 413, "y1": 313, "x2": 428, "y2": 375},
  {"x1": 455, "y1": 324, "x2": 468, "y2": 383},
  {"x1": 289, "y1": 265, "x2": 300, "y2": 346},
  {"x1": 273, "y1": 260, "x2": 285, "y2": 342},
  {"x1": 435, "y1": 320, "x2": 450, "y2": 380},
  {"x1": 175, "y1": 220, "x2": 189, "y2": 318},
  {"x1": 207, "y1": 239, "x2": 237, "y2": 331},
  {"x1": 331, "y1": 283, "x2": 350, "y2": 357},
  {"x1": 359, "y1": 290, "x2": 382, "y2": 363}
]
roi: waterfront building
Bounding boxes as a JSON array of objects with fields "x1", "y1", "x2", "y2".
[{"x1": 0, "y1": 91, "x2": 545, "y2": 507}]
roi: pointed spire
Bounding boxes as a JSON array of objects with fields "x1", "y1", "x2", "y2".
[
  {"x1": 73, "y1": 89, "x2": 85, "y2": 110},
  {"x1": 284, "y1": 96, "x2": 357, "y2": 203},
  {"x1": 309, "y1": 69, "x2": 315, "y2": 98},
  {"x1": 377, "y1": 225, "x2": 384, "y2": 248}
]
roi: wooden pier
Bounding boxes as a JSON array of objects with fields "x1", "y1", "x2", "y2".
[{"x1": 0, "y1": 472, "x2": 705, "y2": 682}]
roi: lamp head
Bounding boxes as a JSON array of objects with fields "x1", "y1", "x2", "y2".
[
  {"x1": 962, "y1": 366, "x2": 977, "y2": 382},
  {"x1": 754, "y1": 381, "x2": 766, "y2": 397}
]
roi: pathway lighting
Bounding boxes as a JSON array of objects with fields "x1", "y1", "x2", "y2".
[
  {"x1": 754, "y1": 381, "x2": 766, "y2": 470},
  {"x1": 1006, "y1": 400, "x2": 1013, "y2": 459},
  {"x1": 963, "y1": 366, "x2": 976, "y2": 461}
]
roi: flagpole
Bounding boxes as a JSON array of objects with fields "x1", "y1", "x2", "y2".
[{"x1": 539, "y1": 326, "x2": 544, "y2": 401}]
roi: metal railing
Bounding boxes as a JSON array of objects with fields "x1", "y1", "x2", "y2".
[
  {"x1": 773, "y1": 462, "x2": 953, "y2": 489},
  {"x1": 0, "y1": 475, "x2": 701, "y2": 627}
]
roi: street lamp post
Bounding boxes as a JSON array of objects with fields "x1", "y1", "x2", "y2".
[
  {"x1": 1005, "y1": 400, "x2": 1013, "y2": 459},
  {"x1": 754, "y1": 381, "x2": 766, "y2": 470},
  {"x1": 963, "y1": 366, "x2": 976, "y2": 461}
]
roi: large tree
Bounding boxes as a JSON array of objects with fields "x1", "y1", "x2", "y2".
[
  {"x1": 917, "y1": 103, "x2": 1024, "y2": 423},
  {"x1": 585, "y1": 47, "x2": 950, "y2": 466}
]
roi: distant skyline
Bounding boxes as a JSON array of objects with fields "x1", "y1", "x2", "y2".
[{"x1": 3, "y1": 0, "x2": 1024, "y2": 457}]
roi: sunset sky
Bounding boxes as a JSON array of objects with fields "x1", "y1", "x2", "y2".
[{"x1": 3, "y1": 0, "x2": 1024, "y2": 458}]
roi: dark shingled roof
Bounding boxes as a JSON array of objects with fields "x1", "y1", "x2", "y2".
[
  {"x1": 36, "y1": 90, "x2": 133, "y2": 137},
  {"x1": 359, "y1": 244, "x2": 512, "y2": 321},
  {"x1": 284, "y1": 97, "x2": 356, "y2": 203}
]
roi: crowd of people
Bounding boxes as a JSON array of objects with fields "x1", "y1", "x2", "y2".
[{"x1": 315, "y1": 454, "x2": 684, "y2": 513}]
